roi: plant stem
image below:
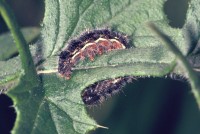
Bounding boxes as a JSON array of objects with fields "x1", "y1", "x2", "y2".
[
  {"x1": 149, "y1": 23, "x2": 200, "y2": 107},
  {"x1": 0, "y1": 0, "x2": 38, "y2": 82}
]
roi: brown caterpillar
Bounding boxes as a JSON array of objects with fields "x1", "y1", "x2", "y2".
[{"x1": 58, "y1": 29, "x2": 129, "y2": 79}]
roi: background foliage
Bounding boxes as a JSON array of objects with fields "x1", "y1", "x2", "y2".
[{"x1": 1, "y1": 0, "x2": 200, "y2": 134}]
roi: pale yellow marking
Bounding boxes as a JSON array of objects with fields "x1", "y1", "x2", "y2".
[
  {"x1": 37, "y1": 69, "x2": 57, "y2": 74},
  {"x1": 71, "y1": 38, "x2": 126, "y2": 61},
  {"x1": 94, "y1": 38, "x2": 108, "y2": 43},
  {"x1": 110, "y1": 39, "x2": 126, "y2": 49},
  {"x1": 71, "y1": 42, "x2": 95, "y2": 60}
]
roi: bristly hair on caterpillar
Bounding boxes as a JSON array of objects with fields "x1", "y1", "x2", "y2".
[
  {"x1": 58, "y1": 28, "x2": 130, "y2": 80},
  {"x1": 81, "y1": 76, "x2": 136, "y2": 106}
]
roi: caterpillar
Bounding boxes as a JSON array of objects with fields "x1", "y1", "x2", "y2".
[
  {"x1": 81, "y1": 76, "x2": 135, "y2": 106},
  {"x1": 58, "y1": 28, "x2": 129, "y2": 79}
]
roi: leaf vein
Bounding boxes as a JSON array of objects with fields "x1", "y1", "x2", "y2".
[
  {"x1": 30, "y1": 99, "x2": 46, "y2": 134},
  {"x1": 48, "y1": 100, "x2": 60, "y2": 134},
  {"x1": 107, "y1": 0, "x2": 112, "y2": 17},
  {"x1": 46, "y1": 97, "x2": 98, "y2": 128},
  {"x1": 80, "y1": 0, "x2": 94, "y2": 16},
  {"x1": 49, "y1": 0, "x2": 60, "y2": 57}
]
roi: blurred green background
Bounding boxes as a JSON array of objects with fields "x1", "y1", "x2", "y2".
[{"x1": 1, "y1": 0, "x2": 200, "y2": 134}]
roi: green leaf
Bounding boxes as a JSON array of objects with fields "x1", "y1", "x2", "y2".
[
  {"x1": 0, "y1": 27, "x2": 40, "y2": 61},
  {"x1": 183, "y1": 0, "x2": 200, "y2": 52},
  {"x1": 0, "y1": 45, "x2": 40, "y2": 92},
  {"x1": 41, "y1": 0, "x2": 184, "y2": 57},
  {"x1": 6, "y1": 0, "x2": 193, "y2": 134},
  {"x1": 149, "y1": 23, "x2": 200, "y2": 108},
  {"x1": 0, "y1": 57, "x2": 22, "y2": 91},
  {"x1": 183, "y1": 0, "x2": 200, "y2": 70}
]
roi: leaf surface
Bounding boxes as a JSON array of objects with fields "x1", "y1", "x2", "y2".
[
  {"x1": 183, "y1": 0, "x2": 200, "y2": 70},
  {"x1": 5, "y1": 0, "x2": 192, "y2": 134},
  {"x1": 0, "y1": 27, "x2": 40, "y2": 61}
]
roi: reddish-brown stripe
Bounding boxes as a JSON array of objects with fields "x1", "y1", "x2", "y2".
[{"x1": 58, "y1": 29, "x2": 129, "y2": 80}]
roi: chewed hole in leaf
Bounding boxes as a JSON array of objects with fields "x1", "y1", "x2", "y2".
[
  {"x1": 164, "y1": 0, "x2": 189, "y2": 28},
  {"x1": 0, "y1": 94, "x2": 16, "y2": 133}
]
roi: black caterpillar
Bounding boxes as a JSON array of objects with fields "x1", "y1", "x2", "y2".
[{"x1": 81, "y1": 76, "x2": 134, "y2": 106}]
